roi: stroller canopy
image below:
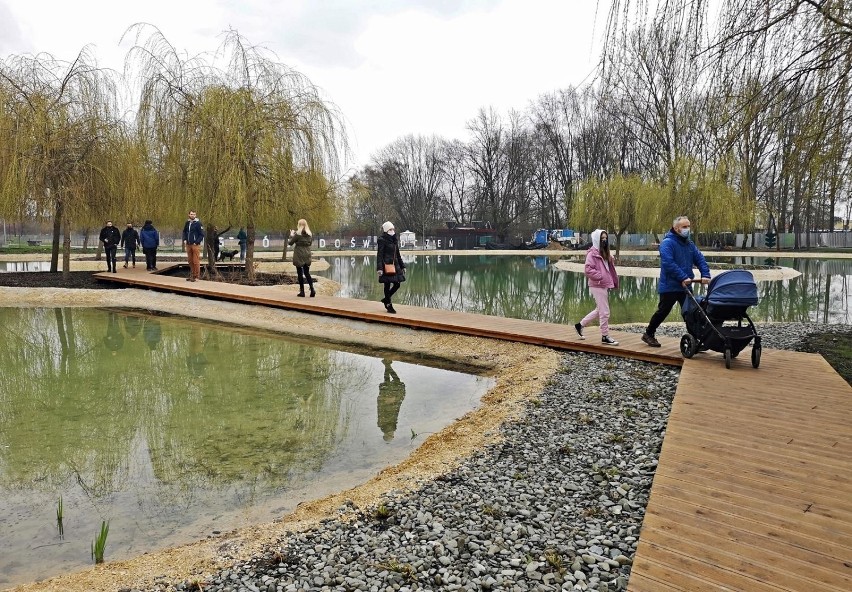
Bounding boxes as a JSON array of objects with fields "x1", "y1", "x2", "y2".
[{"x1": 706, "y1": 270, "x2": 759, "y2": 306}]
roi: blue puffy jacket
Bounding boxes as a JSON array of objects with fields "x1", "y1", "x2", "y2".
[
  {"x1": 657, "y1": 229, "x2": 710, "y2": 293},
  {"x1": 139, "y1": 223, "x2": 160, "y2": 249}
]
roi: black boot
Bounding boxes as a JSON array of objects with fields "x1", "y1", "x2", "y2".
[
  {"x1": 309, "y1": 282, "x2": 316, "y2": 297},
  {"x1": 297, "y1": 281, "x2": 305, "y2": 297}
]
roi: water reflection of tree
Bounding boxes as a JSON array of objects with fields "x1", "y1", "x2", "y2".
[{"x1": 0, "y1": 309, "x2": 353, "y2": 502}]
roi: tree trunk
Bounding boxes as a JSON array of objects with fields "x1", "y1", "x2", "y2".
[
  {"x1": 246, "y1": 223, "x2": 256, "y2": 283},
  {"x1": 50, "y1": 199, "x2": 63, "y2": 273},
  {"x1": 61, "y1": 210, "x2": 71, "y2": 280},
  {"x1": 205, "y1": 224, "x2": 220, "y2": 279}
]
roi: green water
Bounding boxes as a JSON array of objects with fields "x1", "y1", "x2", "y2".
[
  {"x1": 317, "y1": 254, "x2": 851, "y2": 324},
  {"x1": 0, "y1": 308, "x2": 491, "y2": 587}
]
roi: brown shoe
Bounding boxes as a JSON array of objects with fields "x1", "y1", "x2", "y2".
[{"x1": 642, "y1": 333, "x2": 661, "y2": 347}]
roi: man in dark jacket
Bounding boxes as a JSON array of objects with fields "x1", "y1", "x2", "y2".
[
  {"x1": 120, "y1": 222, "x2": 140, "y2": 268},
  {"x1": 99, "y1": 220, "x2": 121, "y2": 273},
  {"x1": 642, "y1": 216, "x2": 711, "y2": 347},
  {"x1": 237, "y1": 227, "x2": 248, "y2": 262},
  {"x1": 139, "y1": 220, "x2": 160, "y2": 271},
  {"x1": 182, "y1": 210, "x2": 205, "y2": 281}
]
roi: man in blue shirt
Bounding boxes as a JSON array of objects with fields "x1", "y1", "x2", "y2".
[
  {"x1": 182, "y1": 210, "x2": 205, "y2": 282},
  {"x1": 642, "y1": 216, "x2": 711, "y2": 347}
]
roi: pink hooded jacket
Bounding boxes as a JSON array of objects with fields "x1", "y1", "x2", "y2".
[{"x1": 584, "y1": 229, "x2": 619, "y2": 290}]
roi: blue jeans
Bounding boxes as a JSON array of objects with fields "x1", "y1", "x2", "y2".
[{"x1": 124, "y1": 247, "x2": 136, "y2": 265}]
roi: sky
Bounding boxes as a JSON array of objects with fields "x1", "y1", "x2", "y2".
[{"x1": 0, "y1": 0, "x2": 606, "y2": 172}]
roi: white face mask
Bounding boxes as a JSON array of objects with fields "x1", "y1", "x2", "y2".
[
  {"x1": 387, "y1": 230, "x2": 395, "y2": 236},
  {"x1": 679, "y1": 228, "x2": 690, "y2": 238}
]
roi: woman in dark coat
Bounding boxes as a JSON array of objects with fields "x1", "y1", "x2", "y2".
[
  {"x1": 288, "y1": 218, "x2": 315, "y2": 297},
  {"x1": 376, "y1": 221, "x2": 406, "y2": 313}
]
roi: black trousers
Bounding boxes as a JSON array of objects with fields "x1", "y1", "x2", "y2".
[
  {"x1": 296, "y1": 264, "x2": 314, "y2": 292},
  {"x1": 104, "y1": 245, "x2": 118, "y2": 271},
  {"x1": 143, "y1": 247, "x2": 157, "y2": 270},
  {"x1": 383, "y1": 282, "x2": 401, "y2": 301},
  {"x1": 646, "y1": 291, "x2": 687, "y2": 336}
]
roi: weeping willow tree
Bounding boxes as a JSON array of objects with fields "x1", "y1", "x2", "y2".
[
  {"x1": 0, "y1": 49, "x2": 119, "y2": 275},
  {"x1": 665, "y1": 156, "x2": 754, "y2": 239},
  {"x1": 602, "y1": 1, "x2": 852, "y2": 239},
  {"x1": 571, "y1": 174, "x2": 660, "y2": 258},
  {"x1": 127, "y1": 26, "x2": 346, "y2": 281}
]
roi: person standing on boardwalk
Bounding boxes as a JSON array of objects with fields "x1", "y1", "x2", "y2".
[
  {"x1": 182, "y1": 210, "x2": 205, "y2": 282},
  {"x1": 288, "y1": 218, "x2": 315, "y2": 297},
  {"x1": 99, "y1": 220, "x2": 121, "y2": 273},
  {"x1": 376, "y1": 221, "x2": 406, "y2": 314},
  {"x1": 120, "y1": 222, "x2": 140, "y2": 269},
  {"x1": 575, "y1": 229, "x2": 620, "y2": 346},
  {"x1": 139, "y1": 220, "x2": 160, "y2": 271},
  {"x1": 236, "y1": 227, "x2": 248, "y2": 262},
  {"x1": 641, "y1": 216, "x2": 711, "y2": 347}
]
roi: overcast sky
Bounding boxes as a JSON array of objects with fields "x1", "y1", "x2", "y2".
[{"x1": 1, "y1": 0, "x2": 605, "y2": 171}]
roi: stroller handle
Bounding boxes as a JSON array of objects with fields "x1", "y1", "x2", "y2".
[{"x1": 683, "y1": 277, "x2": 710, "y2": 290}]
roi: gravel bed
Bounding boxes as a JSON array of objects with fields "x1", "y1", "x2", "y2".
[{"x1": 131, "y1": 323, "x2": 840, "y2": 592}]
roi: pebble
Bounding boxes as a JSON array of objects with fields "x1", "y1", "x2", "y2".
[{"x1": 155, "y1": 323, "x2": 840, "y2": 592}]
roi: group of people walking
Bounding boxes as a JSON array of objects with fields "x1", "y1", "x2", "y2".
[
  {"x1": 99, "y1": 220, "x2": 162, "y2": 273},
  {"x1": 286, "y1": 218, "x2": 406, "y2": 311},
  {"x1": 103, "y1": 213, "x2": 710, "y2": 343},
  {"x1": 574, "y1": 216, "x2": 710, "y2": 346}
]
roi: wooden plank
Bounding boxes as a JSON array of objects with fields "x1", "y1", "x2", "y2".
[{"x1": 630, "y1": 353, "x2": 852, "y2": 592}]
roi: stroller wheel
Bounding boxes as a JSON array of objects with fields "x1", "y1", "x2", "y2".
[
  {"x1": 724, "y1": 348, "x2": 732, "y2": 369},
  {"x1": 751, "y1": 345, "x2": 761, "y2": 368},
  {"x1": 680, "y1": 334, "x2": 697, "y2": 359}
]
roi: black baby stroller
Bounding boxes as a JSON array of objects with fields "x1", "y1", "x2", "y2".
[{"x1": 680, "y1": 269, "x2": 762, "y2": 369}]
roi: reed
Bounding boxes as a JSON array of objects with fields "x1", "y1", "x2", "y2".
[
  {"x1": 91, "y1": 520, "x2": 109, "y2": 564},
  {"x1": 56, "y1": 496, "x2": 64, "y2": 538}
]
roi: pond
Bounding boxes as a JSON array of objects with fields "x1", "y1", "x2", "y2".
[
  {"x1": 315, "y1": 254, "x2": 851, "y2": 325},
  {"x1": 0, "y1": 308, "x2": 491, "y2": 588},
  {"x1": 0, "y1": 261, "x2": 51, "y2": 272}
]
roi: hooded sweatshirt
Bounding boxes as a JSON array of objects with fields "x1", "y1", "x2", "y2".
[{"x1": 583, "y1": 229, "x2": 619, "y2": 290}]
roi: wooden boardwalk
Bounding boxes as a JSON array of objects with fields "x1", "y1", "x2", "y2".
[
  {"x1": 629, "y1": 350, "x2": 852, "y2": 592},
  {"x1": 96, "y1": 265, "x2": 852, "y2": 591},
  {"x1": 94, "y1": 265, "x2": 684, "y2": 365}
]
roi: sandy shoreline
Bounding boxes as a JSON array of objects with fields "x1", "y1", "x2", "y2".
[{"x1": 4, "y1": 286, "x2": 562, "y2": 592}]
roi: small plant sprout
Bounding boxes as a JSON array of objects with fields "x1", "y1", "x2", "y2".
[
  {"x1": 544, "y1": 549, "x2": 564, "y2": 572},
  {"x1": 91, "y1": 520, "x2": 109, "y2": 564},
  {"x1": 374, "y1": 504, "x2": 392, "y2": 521},
  {"x1": 410, "y1": 428, "x2": 418, "y2": 440},
  {"x1": 607, "y1": 433, "x2": 626, "y2": 444}
]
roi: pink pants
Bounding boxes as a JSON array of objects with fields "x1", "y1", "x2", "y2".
[{"x1": 580, "y1": 286, "x2": 611, "y2": 335}]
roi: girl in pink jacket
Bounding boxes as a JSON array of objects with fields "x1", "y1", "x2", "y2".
[{"x1": 575, "y1": 229, "x2": 620, "y2": 345}]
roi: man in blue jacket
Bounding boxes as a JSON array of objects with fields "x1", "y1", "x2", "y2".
[
  {"x1": 642, "y1": 216, "x2": 711, "y2": 347},
  {"x1": 182, "y1": 210, "x2": 205, "y2": 282}
]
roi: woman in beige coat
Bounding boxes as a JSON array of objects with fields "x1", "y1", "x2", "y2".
[{"x1": 288, "y1": 219, "x2": 315, "y2": 297}]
